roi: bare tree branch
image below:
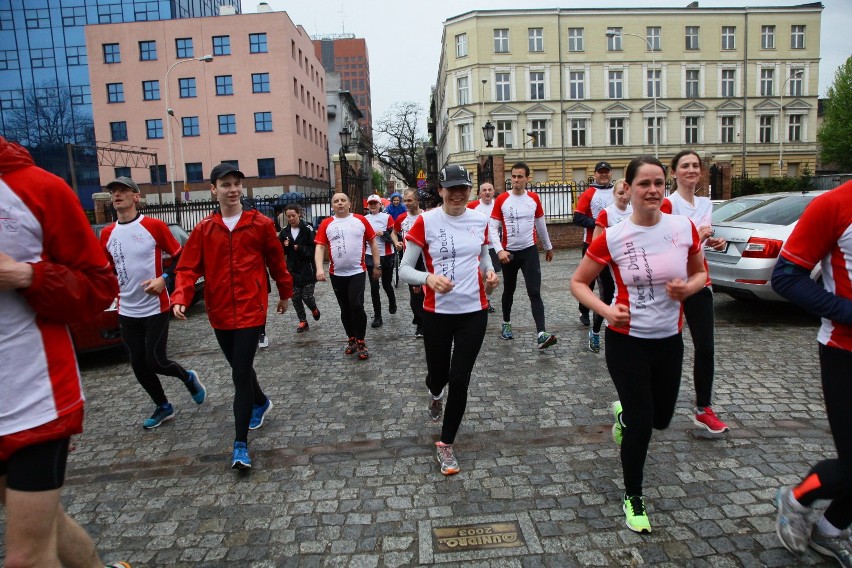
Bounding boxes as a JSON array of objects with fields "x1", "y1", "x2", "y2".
[{"x1": 364, "y1": 102, "x2": 426, "y2": 188}]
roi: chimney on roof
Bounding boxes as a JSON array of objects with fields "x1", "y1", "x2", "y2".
[
  {"x1": 219, "y1": 5, "x2": 237, "y2": 15},
  {"x1": 258, "y1": 2, "x2": 273, "y2": 12}
]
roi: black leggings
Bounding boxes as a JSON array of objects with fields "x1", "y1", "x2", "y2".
[
  {"x1": 213, "y1": 327, "x2": 267, "y2": 443},
  {"x1": 605, "y1": 329, "x2": 683, "y2": 496},
  {"x1": 579, "y1": 242, "x2": 596, "y2": 317},
  {"x1": 501, "y1": 245, "x2": 546, "y2": 333},
  {"x1": 330, "y1": 272, "x2": 367, "y2": 340},
  {"x1": 119, "y1": 312, "x2": 189, "y2": 406},
  {"x1": 592, "y1": 267, "x2": 615, "y2": 334},
  {"x1": 683, "y1": 286, "x2": 715, "y2": 408},
  {"x1": 422, "y1": 309, "x2": 488, "y2": 445},
  {"x1": 794, "y1": 344, "x2": 852, "y2": 529},
  {"x1": 292, "y1": 282, "x2": 318, "y2": 322},
  {"x1": 366, "y1": 255, "x2": 396, "y2": 316}
]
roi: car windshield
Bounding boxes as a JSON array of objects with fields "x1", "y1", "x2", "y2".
[
  {"x1": 712, "y1": 198, "x2": 772, "y2": 223},
  {"x1": 726, "y1": 195, "x2": 814, "y2": 225}
]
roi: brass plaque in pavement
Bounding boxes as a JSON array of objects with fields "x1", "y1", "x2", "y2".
[{"x1": 432, "y1": 521, "x2": 525, "y2": 552}]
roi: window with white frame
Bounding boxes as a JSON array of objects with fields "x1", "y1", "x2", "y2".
[
  {"x1": 760, "y1": 68, "x2": 774, "y2": 96},
  {"x1": 494, "y1": 29, "x2": 509, "y2": 53},
  {"x1": 496, "y1": 120, "x2": 513, "y2": 148},
  {"x1": 607, "y1": 28, "x2": 622, "y2": 51},
  {"x1": 788, "y1": 114, "x2": 802, "y2": 142},
  {"x1": 530, "y1": 71, "x2": 545, "y2": 100},
  {"x1": 530, "y1": 119, "x2": 546, "y2": 147},
  {"x1": 570, "y1": 118, "x2": 587, "y2": 147},
  {"x1": 759, "y1": 115, "x2": 773, "y2": 143},
  {"x1": 684, "y1": 116, "x2": 699, "y2": 144},
  {"x1": 608, "y1": 118, "x2": 625, "y2": 146},
  {"x1": 457, "y1": 76, "x2": 470, "y2": 105},
  {"x1": 459, "y1": 123, "x2": 473, "y2": 151},
  {"x1": 761, "y1": 25, "x2": 775, "y2": 49},
  {"x1": 495, "y1": 72, "x2": 510, "y2": 101},
  {"x1": 685, "y1": 69, "x2": 700, "y2": 98},
  {"x1": 721, "y1": 26, "x2": 736, "y2": 50},
  {"x1": 456, "y1": 34, "x2": 468, "y2": 58},
  {"x1": 685, "y1": 26, "x2": 699, "y2": 50},
  {"x1": 647, "y1": 69, "x2": 661, "y2": 98},
  {"x1": 647, "y1": 117, "x2": 662, "y2": 145},
  {"x1": 720, "y1": 115, "x2": 736, "y2": 143},
  {"x1": 646, "y1": 27, "x2": 661, "y2": 51},
  {"x1": 608, "y1": 70, "x2": 623, "y2": 99},
  {"x1": 790, "y1": 25, "x2": 805, "y2": 49},
  {"x1": 568, "y1": 28, "x2": 584, "y2": 52},
  {"x1": 788, "y1": 69, "x2": 804, "y2": 96},
  {"x1": 529, "y1": 28, "x2": 544, "y2": 52},
  {"x1": 569, "y1": 71, "x2": 585, "y2": 99},
  {"x1": 721, "y1": 69, "x2": 736, "y2": 97}
]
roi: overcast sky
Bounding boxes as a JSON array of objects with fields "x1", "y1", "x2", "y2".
[{"x1": 255, "y1": 0, "x2": 851, "y2": 133}]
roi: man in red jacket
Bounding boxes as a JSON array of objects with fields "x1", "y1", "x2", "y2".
[
  {"x1": 172, "y1": 163, "x2": 293, "y2": 470},
  {"x1": 0, "y1": 137, "x2": 129, "y2": 567}
]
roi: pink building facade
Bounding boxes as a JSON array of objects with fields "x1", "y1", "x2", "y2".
[{"x1": 86, "y1": 10, "x2": 329, "y2": 201}]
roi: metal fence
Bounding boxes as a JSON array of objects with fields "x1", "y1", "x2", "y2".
[{"x1": 809, "y1": 174, "x2": 852, "y2": 191}]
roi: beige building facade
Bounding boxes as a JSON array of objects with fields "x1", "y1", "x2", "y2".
[
  {"x1": 86, "y1": 9, "x2": 329, "y2": 201},
  {"x1": 433, "y1": 4, "x2": 822, "y2": 184}
]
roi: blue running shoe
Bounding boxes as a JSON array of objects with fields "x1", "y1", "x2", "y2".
[
  {"x1": 143, "y1": 403, "x2": 174, "y2": 429},
  {"x1": 185, "y1": 370, "x2": 206, "y2": 404},
  {"x1": 501, "y1": 322, "x2": 513, "y2": 340},
  {"x1": 231, "y1": 441, "x2": 252, "y2": 469},
  {"x1": 249, "y1": 398, "x2": 273, "y2": 430}
]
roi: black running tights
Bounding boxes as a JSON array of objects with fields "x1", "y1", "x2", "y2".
[{"x1": 213, "y1": 326, "x2": 267, "y2": 443}]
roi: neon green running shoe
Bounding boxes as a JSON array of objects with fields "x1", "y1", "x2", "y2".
[
  {"x1": 623, "y1": 494, "x2": 652, "y2": 533},
  {"x1": 611, "y1": 400, "x2": 623, "y2": 445}
]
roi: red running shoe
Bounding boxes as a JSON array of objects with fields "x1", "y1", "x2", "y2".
[{"x1": 693, "y1": 406, "x2": 729, "y2": 434}]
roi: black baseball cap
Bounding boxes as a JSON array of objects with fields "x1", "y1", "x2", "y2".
[
  {"x1": 438, "y1": 165, "x2": 472, "y2": 188},
  {"x1": 595, "y1": 161, "x2": 612, "y2": 172},
  {"x1": 106, "y1": 176, "x2": 140, "y2": 192},
  {"x1": 210, "y1": 162, "x2": 245, "y2": 184}
]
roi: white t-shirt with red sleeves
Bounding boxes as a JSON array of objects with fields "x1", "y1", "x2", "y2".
[
  {"x1": 405, "y1": 208, "x2": 490, "y2": 314},
  {"x1": 394, "y1": 211, "x2": 421, "y2": 245},
  {"x1": 364, "y1": 211, "x2": 393, "y2": 257},
  {"x1": 586, "y1": 214, "x2": 701, "y2": 339},
  {"x1": 596, "y1": 204, "x2": 633, "y2": 229},
  {"x1": 491, "y1": 190, "x2": 545, "y2": 251},
  {"x1": 780, "y1": 183, "x2": 852, "y2": 351},
  {"x1": 315, "y1": 214, "x2": 376, "y2": 276},
  {"x1": 661, "y1": 192, "x2": 713, "y2": 231},
  {"x1": 468, "y1": 199, "x2": 496, "y2": 249},
  {"x1": 101, "y1": 215, "x2": 181, "y2": 317}
]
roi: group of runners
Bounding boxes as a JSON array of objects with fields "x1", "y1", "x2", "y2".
[{"x1": 2, "y1": 131, "x2": 850, "y2": 566}]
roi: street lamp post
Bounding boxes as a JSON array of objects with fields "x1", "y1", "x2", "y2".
[
  {"x1": 606, "y1": 30, "x2": 658, "y2": 158},
  {"x1": 164, "y1": 54, "x2": 213, "y2": 223},
  {"x1": 778, "y1": 69, "x2": 804, "y2": 177}
]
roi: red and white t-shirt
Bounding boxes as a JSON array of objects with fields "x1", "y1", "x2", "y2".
[
  {"x1": 596, "y1": 203, "x2": 633, "y2": 229},
  {"x1": 101, "y1": 215, "x2": 181, "y2": 317},
  {"x1": 364, "y1": 211, "x2": 393, "y2": 257},
  {"x1": 780, "y1": 182, "x2": 852, "y2": 351},
  {"x1": 491, "y1": 190, "x2": 546, "y2": 251},
  {"x1": 576, "y1": 185, "x2": 615, "y2": 244},
  {"x1": 394, "y1": 211, "x2": 421, "y2": 246},
  {"x1": 586, "y1": 214, "x2": 701, "y2": 339},
  {"x1": 468, "y1": 199, "x2": 496, "y2": 249},
  {"x1": 405, "y1": 208, "x2": 490, "y2": 314},
  {"x1": 315, "y1": 214, "x2": 376, "y2": 276},
  {"x1": 662, "y1": 192, "x2": 714, "y2": 286}
]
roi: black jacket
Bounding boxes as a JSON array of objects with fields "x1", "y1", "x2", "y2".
[{"x1": 279, "y1": 220, "x2": 317, "y2": 286}]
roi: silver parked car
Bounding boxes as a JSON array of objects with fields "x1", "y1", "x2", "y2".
[{"x1": 706, "y1": 190, "x2": 827, "y2": 301}]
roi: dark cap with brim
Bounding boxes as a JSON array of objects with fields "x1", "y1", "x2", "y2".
[
  {"x1": 210, "y1": 163, "x2": 245, "y2": 184},
  {"x1": 106, "y1": 176, "x2": 140, "y2": 192},
  {"x1": 595, "y1": 161, "x2": 612, "y2": 172}
]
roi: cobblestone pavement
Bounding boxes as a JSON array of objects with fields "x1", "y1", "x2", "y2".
[{"x1": 1, "y1": 250, "x2": 838, "y2": 567}]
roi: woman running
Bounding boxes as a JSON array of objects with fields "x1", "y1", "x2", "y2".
[
  {"x1": 279, "y1": 203, "x2": 320, "y2": 333},
  {"x1": 661, "y1": 150, "x2": 729, "y2": 434},
  {"x1": 570, "y1": 156, "x2": 707, "y2": 533},
  {"x1": 400, "y1": 165, "x2": 499, "y2": 476}
]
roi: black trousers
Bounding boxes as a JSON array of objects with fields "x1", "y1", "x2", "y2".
[
  {"x1": 292, "y1": 282, "x2": 318, "y2": 322},
  {"x1": 592, "y1": 267, "x2": 615, "y2": 334},
  {"x1": 501, "y1": 245, "x2": 546, "y2": 333},
  {"x1": 683, "y1": 286, "x2": 715, "y2": 408},
  {"x1": 605, "y1": 329, "x2": 683, "y2": 496},
  {"x1": 422, "y1": 309, "x2": 488, "y2": 445},
  {"x1": 365, "y1": 254, "x2": 396, "y2": 317},
  {"x1": 794, "y1": 344, "x2": 852, "y2": 529},
  {"x1": 330, "y1": 272, "x2": 367, "y2": 340},
  {"x1": 579, "y1": 242, "x2": 596, "y2": 317},
  {"x1": 213, "y1": 326, "x2": 267, "y2": 443},
  {"x1": 119, "y1": 311, "x2": 189, "y2": 407}
]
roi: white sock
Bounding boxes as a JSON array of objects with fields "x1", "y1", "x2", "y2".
[
  {"x1": 817, "y1": 515, "x2": 842, "y2": 537},
  {"x1": 787, "y1": 491, "x2": 809, "y2": 513}
]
